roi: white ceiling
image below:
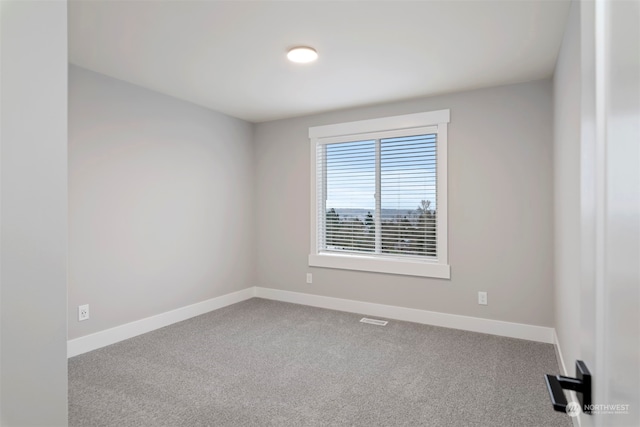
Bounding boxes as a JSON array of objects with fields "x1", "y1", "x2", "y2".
[{"x1": 69, "y1": 0, "x2": 571, "y2": 123}]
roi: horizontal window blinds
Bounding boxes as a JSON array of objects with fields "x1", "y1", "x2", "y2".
[{"x1": 317, "y1": 133, "x2": 437, "y2": 259}]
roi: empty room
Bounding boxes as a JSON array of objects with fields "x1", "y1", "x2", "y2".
[{"x1": 1, "y1": 0, "x2": 638, "y2": 426}]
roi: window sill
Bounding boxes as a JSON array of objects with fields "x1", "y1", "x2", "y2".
[{"x1": 308, "y1": 253, "x2": 451, "y2": 279}]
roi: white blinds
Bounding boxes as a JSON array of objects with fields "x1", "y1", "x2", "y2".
[{"x1": 317, "y1": 132, "x2": 437, "y2": 259}]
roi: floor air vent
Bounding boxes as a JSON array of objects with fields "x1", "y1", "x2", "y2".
[{"x1": 360, "y1": 317, "x2": 388, "y2": 326}]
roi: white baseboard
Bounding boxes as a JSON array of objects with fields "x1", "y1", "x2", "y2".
[
  {"x1": 554, "y1": 329, "x2": 569, "y2": 376},
  {"x1": 67, "y1": 287, "x2": 255, "y2": 358},
  {"x1": 254, "y1": 287, "x2": 554, "y2": 344},
  {"x1": 68, "y1": 286, "x2": 555, "y2": 358}
]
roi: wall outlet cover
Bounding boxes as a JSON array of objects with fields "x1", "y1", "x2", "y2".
[
  {"x1": 478, "y1": 292, "x2": 488, "y2": 305},
  {"x1": 78, "y1": 304, "x2": 89, "y2": 321}
]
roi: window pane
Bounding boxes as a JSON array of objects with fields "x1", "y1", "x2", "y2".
[
  {"x1": 380, "y1": 134, "x2": 437, "y2": 257},
  {"x1": 324, "y1": 140, "x2": 375, "y2": 253}
]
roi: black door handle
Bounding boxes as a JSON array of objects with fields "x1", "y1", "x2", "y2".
[
  {"x1": 544, "y1": 360, "x2": 592, "y2": 415},
  {"x1": 545, "y1": 373, "x2": 569, "y2": 411}
]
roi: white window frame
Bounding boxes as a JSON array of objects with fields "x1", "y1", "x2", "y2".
[{"x1": 309, "y1": 110, "x2": 450, "y2": 279}]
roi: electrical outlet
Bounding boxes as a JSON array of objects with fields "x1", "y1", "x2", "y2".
[
  {"x1": 78, "y1": 304, "x2": 89, "y2": 321},
  {"x1": 306, "y1": 273, "x2": 313, "y2": 284},
  {"x1": 478, "y1": 292, "x2": 488, "y2": 305}
]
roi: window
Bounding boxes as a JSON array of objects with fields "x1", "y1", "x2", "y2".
[{"x1": 309, "y1": 110, "x2": 450, "y2": 278}]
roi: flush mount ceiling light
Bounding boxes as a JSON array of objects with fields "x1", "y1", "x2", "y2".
[{"x1": 287, "y1": 46, "x2": 318, "y2": 63}]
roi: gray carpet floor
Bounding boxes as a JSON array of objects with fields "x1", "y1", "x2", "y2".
[{"x1": 69, "y1": 298, "x2": 572, "y2": 427}]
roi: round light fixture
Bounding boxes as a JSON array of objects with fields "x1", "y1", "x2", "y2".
[{"x1": 287, "y1": 46, "x2": 318, "y2": 63}]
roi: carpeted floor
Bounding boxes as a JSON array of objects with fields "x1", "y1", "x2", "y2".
[{"x1": 69, "y1": 298, "x2": 572, "y2": 426}]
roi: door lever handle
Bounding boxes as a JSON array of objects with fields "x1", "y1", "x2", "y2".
[{"x1": 544, "y1": 360, "x2": 592, "y2": 415}]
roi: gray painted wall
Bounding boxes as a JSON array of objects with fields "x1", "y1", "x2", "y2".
[
  {"x1": 254, "y1": 79, "x2": 555, "y2": 327},
  {"x1": 553, "y1": 0, "x2": 581, "y2": 375},
  {"x1": 1, "y1": 1, "x2": 69, "y2": 425},
  {"x1": 68, "y1": 66, "x2": 255, "y2": 339}
]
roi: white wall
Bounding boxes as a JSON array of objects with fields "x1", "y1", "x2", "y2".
[
  {"x1": 68, "y1": 65, "x2": 255, "y2": 339},
  {"x1": 553, "y1": 0, "x2": 581, "y2": 375},
  {"x1": 1, "y1": 1, "x2": 69, "y2": 424},
  {"x1": 254, "y1": 79, "x2": 555, "y2": 327}
]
